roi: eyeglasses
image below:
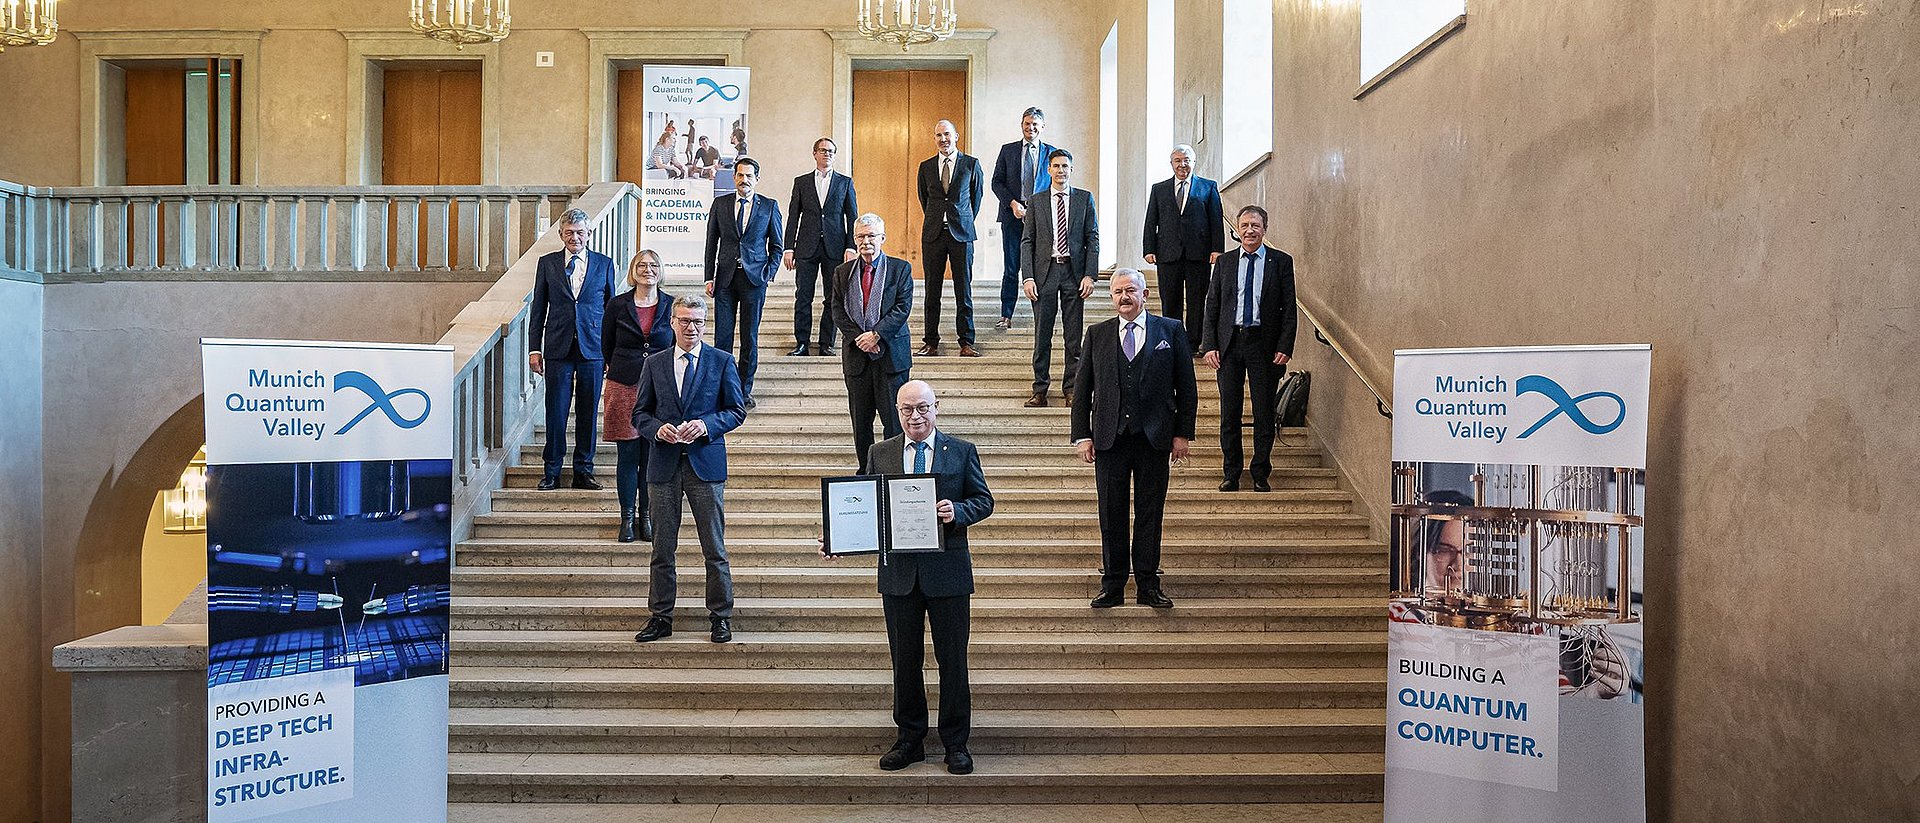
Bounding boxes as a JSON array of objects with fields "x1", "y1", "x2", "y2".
[
  {"x1": 560, "y1": 228, "x2": 590, "y2": 238},
  {"x1": 672, "y1": 317, "x2": 706, "y2": 327},
  {"x1": 897, "y1": 403, "x2": 936, "y2": 418}
]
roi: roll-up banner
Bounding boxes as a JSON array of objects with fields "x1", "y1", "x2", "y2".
[
  {"x1": 640, "y1": 64, "x2": 752, "y2": 281},
  {"x1": 202, "y1": 338, "x2": 453, "y2": 822},
  {"x1": 1386, "y1": 344, "x2": 1650, "y2": 822}
]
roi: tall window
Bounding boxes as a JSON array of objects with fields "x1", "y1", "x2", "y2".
[
  {"x1": 1220, "y1": 0, "x2": 1273, "y2": 180},
  {"x1": 1145, "y1": 0, "x2": 1172, "y2": 173},
  {"x1": 1099, "y1": 23, "x2": 1118, "y2": 270}
]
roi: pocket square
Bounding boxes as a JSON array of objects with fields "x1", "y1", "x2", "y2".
[{"x1": 1154, "y1": 340, "x2": 1171, "y2": 350}]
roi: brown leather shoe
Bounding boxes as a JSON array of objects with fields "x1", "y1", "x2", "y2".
[
  {"x1": 913, "y1": 343, "x2": 939, "y2": 356},
  {"x1": 958, "y1": 343, "x2": 983, "y2": 357},
  {"x1": 1023, "y1": 392, "x2": 1048, "y2": 408}
]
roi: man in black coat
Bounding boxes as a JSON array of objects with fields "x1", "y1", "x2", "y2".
[
  {"x1": 989, "y1": 106, "x2": 1058, "y2": 330},
  {"x1": 914, "y1": 119, "x2": 986, "y2": 357},
  {"x1": 1142, "y1": 144, "x2": 1225, "y2": 351},
  {"x1": 1020, "y1": 148, "x2": 1098, "y2": 407},
  {"x1": 704, "y1": 156, "x2": 784, "y2": 408},
  {"x1": 831, "y1": 213, "x2": 915, "y2": 473},
  {"x1": 1201, "y1": 205, "x2": 1297, "y2": 493},
  {"x1": 528, "y1": 208, "x2": 617, "y2": 490},
  {"x1": 784, "y1": 137, "x2": 858, "y2": 356},
  {"x1": 1072, "y1": 269, "x2": 1197, "y2": 609}
]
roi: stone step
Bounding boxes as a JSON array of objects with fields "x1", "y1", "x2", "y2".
[
  {"x1": 448, "y1": 706, "x2": 1386, "y2": 755},
  {"x1": 450, "y1": 565, "x2": 1384, "y2": 600},
  {"x1": 453, "y1": 596, "x2": 1380, "y2": 633},
  {"x1": 488, "y1": 487, "x2": 1353, "y2": 515},
  {"x1": 501, "y1": 464, "x2": 1344, "y2": 490},
  {"x1": 447, "y1": 751, "x2": 1384, "y2": 805},
  {"x1": 517, "y1": 438, "x2": 1320, "y2": 465},
  {"x1": 468, "y1": 511, "x2": 1376, "y2": 542},
  {"x1": 454, "y1": 537, "x2": 1385, "y2": 570},
  {"x1": 449, "y1": 666, "x2": 1388, "y2": 711},
  {"x1": 449, "y1": 801, "x2": 1387, "y2": 823}
]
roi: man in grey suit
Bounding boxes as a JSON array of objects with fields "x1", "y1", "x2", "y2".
[
  {"x1": 1142, "y1": 144, "x2": 1225, "y2": 351},
  {"x1": 1201, "y1": 205, "x2": 1297, "y2": 493},
  {"x1": 832, "y1": 213, "x2": 915, "y2": 474},
  {"x1": 1021, "y1": 148, "x2": 1098, "y2": 407}
]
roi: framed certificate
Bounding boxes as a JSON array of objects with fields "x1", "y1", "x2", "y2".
[
  {"x1": 821, "y1": 475, "x2": 882, "y2": 556},
  {"x1": 819, "y1": 473, "x2": 944, "y2": 557}
]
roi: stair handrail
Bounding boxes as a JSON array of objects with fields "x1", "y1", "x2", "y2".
[{"x1": 1297, "y1": 297, "x2": 1392, "y2": 419}]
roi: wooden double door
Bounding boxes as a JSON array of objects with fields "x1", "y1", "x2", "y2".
[{"x1": 850, "y1": 69, "x2": 967, "y2": 277}]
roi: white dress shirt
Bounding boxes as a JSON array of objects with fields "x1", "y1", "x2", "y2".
[
  {"x1": 674, "y1": 344, "x2": 700, "y2": 396},
  {"x1": 815, "y1": 169, "x2": 832, "y2": 207},
  {"x1": 1118, "y1": 309, "x2": 1149, "y2": 360},
  {"x1": 903, "y1": 431, "x2": 937, "y2": 473}
]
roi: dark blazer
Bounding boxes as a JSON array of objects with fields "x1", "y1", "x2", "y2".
[
  {"x1": 631, "y1": 343, "x2": 748, "y2": 483},
  {"x1": 601, "y1": 290, "x2": 677, "y2": 385},
  {"x1": 916, "y1": 152, "x2": 985, "y2": 243},
  {"x1": 830, "y1": 254, "x2": 915, "y2": 378},
  {"x1": 1020, "y1": 187, "x2": 1098, "y2": 291},
  {"x1": 529, "y1": 249, "x2": 617, "y2": 359},
  {"x1": 1200, "y1": 245, "x2": 1298, "y2": 359},
  {"x1": 1071, "y1": 313, "x2": 1199, "y2": 452},
  {"x1": 1142, "y1": 175, "x2": 1225, "y2": 263},
  {"x1": 785, "y1": 170, "x2": 858, "y2": 262},
  {"x1": 990, "y1": 139, "x2": 1059, "y2": 223},
  {"x1": 705, "y1": 191, "x2": 785, "y2": 292},
  {"x1": 866, "y1": 431, "x2": 994, "y2": 598}
]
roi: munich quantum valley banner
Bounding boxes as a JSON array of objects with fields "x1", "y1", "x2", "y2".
[
  {"x1": 202, "y1": 339, "x2": 453, "y2": 822},
  {"x1": 641, "y1": 64, "x2": 751, "y2": 280},
  {"x1": 1386, "y1": 345, "x2": 1650, "y2": 822}
]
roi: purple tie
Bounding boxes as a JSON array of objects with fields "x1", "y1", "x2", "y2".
[{"x1": 1123, "y1": 321, "x2": 1139, "y2": 361}]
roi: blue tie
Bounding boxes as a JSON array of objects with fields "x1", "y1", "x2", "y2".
[
  {"x1": 736, "y1": 196, "x2": 748, "y2": 234},
  {"x1": 1240, "y1": 251, "x2": 1257, "y2": 327},
  {"x1": 678, "y1": 352, "x2": 696, "y2": 408},
  {"x1": 912, "y1": 441, "x2": 928, "y2": 473}
]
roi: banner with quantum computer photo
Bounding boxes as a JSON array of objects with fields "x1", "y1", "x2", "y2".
[
  {"x1": 201, "y1": 338, "x2": 453, "y2": 823},
  {"x1": 640, "y1": 64, "x2": 751, "y2": 281},
  {"x1": 1386, "y1": 344, "x2": 1650, "y2": 823}
]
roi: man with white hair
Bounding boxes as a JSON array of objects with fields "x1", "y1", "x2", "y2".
[
  {"x1": 831, "y1": 213, "x2": 915, "y2": 473},
  {"x1": 1142, "y1": 144, "x2": 1225, "y2": 351},
  {"x1": 528, "y1": 208, "x2": 617, "y2": 490}
]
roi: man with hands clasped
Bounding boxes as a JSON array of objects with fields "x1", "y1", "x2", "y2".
[{"x1": 1200, "y1": 205, "x2": 1297, "y2": 493}]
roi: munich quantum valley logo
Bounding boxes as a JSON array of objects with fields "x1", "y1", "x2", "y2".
[
  {"x1": 648, "y1": 73, "x2": 741, "y2": 106},
  {"x1": 332, "y1": 371, "x2": 431, "y2": 434},
  {"x1": 1413, "y1": 374, "x2": 1626, "y2": 444},
  {"x1": 694, "y1": 77, "x2": 742, "y2": 102},
  {"x1": 221, "y1": 368, "x2": 429, "y2": 440}
]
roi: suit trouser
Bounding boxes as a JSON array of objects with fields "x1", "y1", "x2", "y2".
[
  {"x1": 1029, "y1": 276, "x2": 1085, "y2": 396},
  {"x1": 1156, "y1": 258, "x2": 1210, "y2": 350},
  {"x1": 846, "y1": 364, "x2": 909, "y2": 473},
  {"x1": 1218, "y1": 334, "x2": 1283, "y2": 482},
  {"x1": 922, "y1": 231, "x2": 976, "y2": 345},
  {"x1": 998, "y1": 220, "x2": 1024, "y2": 319},
  {"x1": 714, "y1": 273, "x2": 766, "y2": 395},
  {"x1": 1095, "y1": 431, "x2": 1170, "y2": 591},
  {"x1": 883, "y1": 582, "x2": 971, "y2": 750},
  {"x1": 541, "y1": 355, "x2": 603, "y2": 478},
  {"x1": 647, "y1": 457, "x2": 733, "y2": 620},
  {"x1": 791, "y1": 254, "x2": 835, "y2": 350}
]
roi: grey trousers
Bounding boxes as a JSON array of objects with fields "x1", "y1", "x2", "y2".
[{"x1": 647, "y1": 457, "x2": 733, "y2": 620}]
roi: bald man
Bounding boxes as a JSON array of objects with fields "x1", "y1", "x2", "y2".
[{"x1": 915, "y1": 119, "x2": 986, "y2": 357}]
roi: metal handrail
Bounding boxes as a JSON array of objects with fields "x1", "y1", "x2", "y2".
[{"x1": 1297, "y1": 298, "x2": 1393, "y2": 419}]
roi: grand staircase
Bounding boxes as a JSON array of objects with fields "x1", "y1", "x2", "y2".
[{"x1": 445, "y1": 275, "x2": 1388, "y2": 820}]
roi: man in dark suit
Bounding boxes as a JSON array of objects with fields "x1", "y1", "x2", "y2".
[
  {"x1": 1072, "y1": 269, "x2": 1197, "y2": 609},
  {"x1": 1142, "y1": 144, "x2": 1225, "y2": 351},
  {"x1": 704, "y1": 156, "x2": 783, "y2": 409},
  {"x1": 1020, "y1": 148, "x2": 1098, "y2": 408},
  {"x1": 1201, "y1": 205, "x2": 1297, "y2": 493},
  {"x1": 914, "y1": 119, "x2": 986, "y2": 358},
  {"x1": 528, "y1": 208, "x2": 617, "y2": 491},
  {"x1": 784, "y1": 137, "x2": 858, "y2": 357},
  {"x1": 632, "y1": 294, "x2": 749, "y2": 644},
  {"x1": 989, "y1": 106, "x2": 1058, "y2": 331},
  {"x1": 831, "y1": 214, "x2": 914, "y2": 474},
  {"x1": 866, "y1": 380, "x2": 994, "y2": 776}
]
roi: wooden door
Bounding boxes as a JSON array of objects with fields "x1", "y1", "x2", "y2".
[
  {"x1": 850, "y1": 69, "x2": 967, "y2": 276},
  {"x1": 382, "y1": 65, "x2": 482, "y2": 268},
  {"x1": 124, "y1": 68, "x2": 187, "y2": 185}
]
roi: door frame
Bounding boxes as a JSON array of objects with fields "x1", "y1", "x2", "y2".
[
  {"x1": 73, "y1": 29, "x2": 265, "y2": 186},
  {"x1": 828, "y1": 29, "x2": 995, "y2": 166},
  {"x1": 344, "y1": 30, "x2": 502, "y2": 185}
]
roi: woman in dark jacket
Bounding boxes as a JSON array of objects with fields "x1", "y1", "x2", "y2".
[{"x1": 602, "y1": 249, "x2": 676, "y2": 542}]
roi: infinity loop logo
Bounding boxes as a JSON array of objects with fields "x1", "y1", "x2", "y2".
[
  {"x1": 1515, "y1": 375, "x2": 1624, "y2": 439},
  {"x1": 694, "y1": 77, "x2": 742, "y2": 103},
  {"x1": 333, "y1": 371, "x2": 431, "y2": 435}
]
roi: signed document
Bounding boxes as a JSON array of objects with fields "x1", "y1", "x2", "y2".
[
  {"x1": 884, "y1": 475, "x2": 943, "y2": 554},
  {"x1": 821, "y1": 476, "x2": 882, "y2": 556}
]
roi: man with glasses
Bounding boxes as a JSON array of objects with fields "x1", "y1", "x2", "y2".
[
  {"x1": 784, "y1": 137, "x2": 858, "y2": 357},
  {"x1": 832, "y1": 213, "x2": 915, "y2": 473},
  {"x1": 528, "y1": 208, "x2": 617, "y2": 491},
  {"x1": 1200, "y1": 205, "x2": 1296, "y2": 493},
  {"x1": 632, "y1": 295, "x2": 748, "y2": 644}
]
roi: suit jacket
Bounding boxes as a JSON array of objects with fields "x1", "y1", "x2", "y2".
[
  {"x1": 830, "y1": 254, "x2": 915, "y2": 378},
  {"x1": 990, "y1": 139, "x2": 1059, "y2": 223},
  {"x1": 916, "y1": 152, "x2": 985, "y2": 243},
  {"x1": 1020, "y1": 187, "x2": 1099, "y2": 291},
  {"x1": 785, "y1": 170, "x2": 858, "y2": 262},
  {"x1": 1142, "y1": 175, "x2": 1225, "y2": 263},
  {"x1": 705, "y1": 191, "x2": 785, "y2": 292},
  {"x1": 1071, "y1": 313, "x2": 1199, "y2": 452},
  {"x1": 1200, "y1": 245, "x2": 1298, "y2": 359},
  {"x1": 529, "y1": 249, "x2": 617, "y2": 360},
  {"x1": 601, "y1": 290, "x2": 677, "y2": 385},
  {"x1": 867, "y1": 431, "x2": 994, "y2": 598},
  {"x1": 631, "y1": 343, "x2": 748, "y2": 483}
]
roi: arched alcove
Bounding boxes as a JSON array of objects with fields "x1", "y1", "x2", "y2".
[{"x1": 69, "y1": 395, "x2": 205, "y2": 639}]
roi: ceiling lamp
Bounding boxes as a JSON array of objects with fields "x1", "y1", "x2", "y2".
[
  {"x1": 162, "y1": 449, "x2": 209, "y2": 535},
  {"x1": 0, "y1": 0, "x2": 59, "y2": 53},
  {"x1": 410, "y1": 0, "x2": 510, "y2": 48},
  {"x1": 858, "y1": 0, "x2": 957, "y2": 51}
]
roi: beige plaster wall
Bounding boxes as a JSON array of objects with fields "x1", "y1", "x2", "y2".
[{"x1": 0, "y1": 280, "x2": 46, "y2": 823}]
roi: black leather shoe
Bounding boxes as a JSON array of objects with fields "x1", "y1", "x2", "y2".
[
  {"x1": 1023, "y1": 392, "x2": 1048, "y2": 408},
  {"x1": 536, "y1": 476, "x2": 559, "y2": 490},
  {"x1": 571, "y1": 474, "x2": 603, "y2": 491},
  {"x1": 639, "y1": 510, "x2": 654, "y2": 543},
  {"x1": 1252, "y1": 477, "x2": 1272, "y2": 492},
  {"x1": 786, "y1": 344, "x2": 810, "y2": 356},
  {"x1": 1137, "y1": 589, "x2": 1174, "y2": 609},
  {"x1": 710, "y1": 618, "x2": 732, "y2": 643},
  {"x1": 945, "y1": 747, "x2": 975, "y2": 775},
  {"x1": 821, "y1": 345, "x2": 839, "y2": 357},
  {"x1": 1218, "y1": 477, "x2": 1240, "y2": 492},
  {"x1": 878, "y1": 741, "x2": 925, "y2": 771},
  {"x1": 618, "y1": 507, "x2": 636, "y2": 543},
  {"x1": 1090, "y1": 588, "x2": 1124, "y2": 608},
  {"x1": 634, "y1": 617, "x2": 673, "y2": 642},
  {"x1": 744, "y1": 396, "x2": 757, "y2": 411}
]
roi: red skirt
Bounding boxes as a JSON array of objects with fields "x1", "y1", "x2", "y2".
[{"x1": 602, "y1": 380, "x2": 641, "y2": 441}]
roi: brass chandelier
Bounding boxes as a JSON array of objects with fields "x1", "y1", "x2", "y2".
[
  {"x1": 410, "y1": 0, "x2": 510, "y2": 47},
  {"x1": 858, "y1": 0, "x2": 957, "y2": 51},
  {"x1": 0, "y1": 0, "x2": 58, "y2": 53}
]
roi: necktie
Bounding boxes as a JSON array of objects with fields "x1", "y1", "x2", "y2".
[
  {"x1": 1022, "y1": 143, "x2": 1036, "y2": 194},
  {"x1": 861, "y1": 261, "x2": 876, "y2": 312},
  {"x1": 1123, "y1": 321, "x2": 1139, "y2": 361},
  {"x1": 1052, "y1": 192, "x2": 1068, "y2": 258},
  {"x1": 568, "y1": 255, "x2": 583, "y2": 298},
  {"x1": 1240, "y1": 252, "x2": 1257, "y2": 327},
  {"x1": 1177, "y1": 180, "x2": 1188, "y2": 213},
  {"x1": 736, "y1": 196, "x2": 748, "y2": 235},
  {"x1": 912, "y1": 441, "x2": 928, "y2": 473},
  {"x1": 678, "y1": 352, "x2": 696, "y2": 405},
  {"x1": 941, "y1": 156, "x2": 953, "y2": 191}
]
